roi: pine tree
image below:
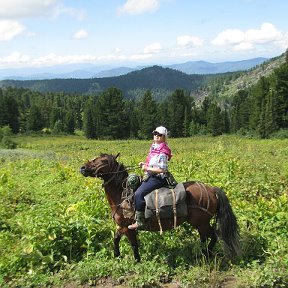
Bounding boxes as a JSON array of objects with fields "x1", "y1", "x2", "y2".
[
  {"x1": 0, "y1": 92, "x2": 20, "y2": 133},
  {"x1": 166, "y1": 89, "x2": 192, "y2": 137},
  {"x1": 230, "y1": 90, "x2": 249, "y2": 133},
  {"x1": 124, "y1": 100, "x2": 139, "y2": 138},
  {"x1": 199, "y1": 97, "x2": 211, "y2": 127},
  {"x1": 0, "y1": 89, "x2": 5, "y2": 127},
  {"x1": 183, "y1": 107, "x2": 190, "y2": 137},
  {"x1": 50, "y1": 106, "x2": 64, "y2": 130},
  {"x1": 27, "y1": 105, "x2": 45, "y2": 131},
  {"x1": 264, "y1": 89, "x2": 278, "y2": 137},
  {"x1": 64, "y1": 110, "x2": 76, "y2": 134},
  {"x1": 249, "y1": 76, "x2": 270, "y2": 134},
  {"x1": 83, "y1": 97, "x2": 97, "y2": 139},
  {"x1": 95, "y1": 88, "x2": 127, "y2": 139},
  {"x1": 207, "y1": 103, "x2": 223, "y2": 136},
  {"x1": 137, "y1": 90, "x2": 158, "y2": 139},
  {"x1": 222, "y1": 107, "x2": 230, "y2": 134},
  {"x1": 273, "y1": 63, "x2": 288, "y2": 129}
]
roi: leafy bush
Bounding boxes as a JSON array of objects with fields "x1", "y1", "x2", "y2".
[
  {"x1": 270, "y1": 128, "x2": 288, "y2": 139},
  {"x1": 0, "y1": 126, "x2": 17, "y2": 149}
]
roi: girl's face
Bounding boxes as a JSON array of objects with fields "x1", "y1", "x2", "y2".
[{"x1": 153, "y1": 132, "x2": 165, "y2": 144}]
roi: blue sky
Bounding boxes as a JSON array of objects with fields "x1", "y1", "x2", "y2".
[{"x1": 0, "y1": 0, "x2": 287, "y2": 69}]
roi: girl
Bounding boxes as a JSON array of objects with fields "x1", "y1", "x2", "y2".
[{"x1": 128, "y1": 126, "x2": 172, "y2": 230}]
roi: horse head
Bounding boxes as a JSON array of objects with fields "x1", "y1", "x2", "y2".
[{"x1": 80, "y1": 153, "x2": 120, "y2": 178}]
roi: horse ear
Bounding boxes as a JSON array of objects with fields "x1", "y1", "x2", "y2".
[{"x1": 115, "y1": 153, "x2": 120, "y2": 159}]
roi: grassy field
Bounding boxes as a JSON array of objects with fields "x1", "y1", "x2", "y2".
[{"x1": 0, "y1": 135, "x2": 287, "y2": 287}]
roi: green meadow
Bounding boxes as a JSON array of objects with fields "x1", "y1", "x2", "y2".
[{"x1": 0, "y1": 135, "x2": 287, "y2": 287}]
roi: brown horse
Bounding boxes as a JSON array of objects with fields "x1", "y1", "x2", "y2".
[{"x1": 80, "y1": 153, "x2": 240, "y2": 262}]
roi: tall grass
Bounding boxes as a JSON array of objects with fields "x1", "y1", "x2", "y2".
[{"x1": 0, "y1": 135, "x2": 287, "y2": 287}]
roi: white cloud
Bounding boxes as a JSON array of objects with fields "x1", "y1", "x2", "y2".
[
  {"x1": 32, "y1": 53, "x2": 96, "y2": 66},
  {"x1": 31, "y1": 53, "x2": 128, "y2": 67},
  {"x1": 113, "y1": 47, "x2": 122, "y2": 53},
  {"x1": 0, "y1": 20, "x2": 26, "y2": 41},
  {"x1": 0, "y1": 0, "x2": 84, "y2": 20},
  {"x1": 275, "y1": 32, "x2": 288, "y2": 49},
  {"x1": 117, "y1": 0, "x2": 160, "y2": 15},
  {"x1": 0, "y1": 0, "x2": 57, "y2": 18},
  {"x1": 0, "y1": 52, "x2": 30, "y2": 65},
  {"x1": 130, "y1": 53, "x2": 153, "y2": 61},
  {"x1": 73, "y1": 29, "x2": 88, "y2": 39},
  {"x1": 211, "y1": 29, "x2": 244, "y2": 46},
  {"x1": 211, "y1": 23, "x2": 284, "y2": 51},
  {"x1": 177, "y1": 35, "x2": 204, "y2": 48},
  {"x1": 0, "y1": 51, "x2": 134, "y2": 68},
  {"x1": 234, "y1": 42, "x2": 253, "y2": 51},
  {"x1": 97, "y1": 54, "x2": 127, "y2": 62},
  {"x1": 53, "y1": 4, "x2": 85, "y2": 20},
  {"x1": 144, "y1": 42, "x2": 162, "y2": 54},
  {"x1": 245, "y1": 23, "x2": 282, "y2": 44}
]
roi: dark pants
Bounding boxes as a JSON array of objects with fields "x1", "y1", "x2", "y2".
[{"x1": 134, "y1": 175, "x2": 167, "y2": 211}]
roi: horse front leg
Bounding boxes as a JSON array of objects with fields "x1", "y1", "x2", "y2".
[
  {"x1": 114, "y1": 230, "x2": 122, "y2": 258},
  {"x1": 126, "y1": 230, "x2": 141, "y2": 262}
]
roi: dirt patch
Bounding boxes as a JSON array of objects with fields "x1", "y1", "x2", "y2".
[{"x1": 220, "y1": 275, "x2": 238, "y2": 287}]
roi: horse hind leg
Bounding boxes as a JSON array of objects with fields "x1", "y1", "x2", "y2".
[{"x1": 198, "y1": 224, "x2": 218, "y2": 259}]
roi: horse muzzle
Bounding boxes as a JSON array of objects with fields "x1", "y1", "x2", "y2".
[{"x1": 80, "y1": 166, "x2": 89, "y2": 177}]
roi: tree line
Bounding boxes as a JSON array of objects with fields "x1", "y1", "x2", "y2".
[
  {"x1": 229, "y1": 58, "x2": 288, "y2": 138},
  {"x1": 0, "y1": 55, "x2": 287, "y2": 140},
  {"x1": 0, "y1": 65, "x2": 207, "y2": 96}
]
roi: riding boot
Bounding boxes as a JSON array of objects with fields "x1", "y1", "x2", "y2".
[{"x1": 128, "y1": 211, "x2": 145, "y2": 230}]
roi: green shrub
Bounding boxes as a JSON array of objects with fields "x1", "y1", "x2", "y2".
[
  {"x1": 270, "y1": 128, "x2": 288, "y2": 139},
  {"x1": 1, "y1": 136, "x2": 17, "y2": 149},
  {"x1": 0, "y1": 126, "x2": 17, "y2": 149}
]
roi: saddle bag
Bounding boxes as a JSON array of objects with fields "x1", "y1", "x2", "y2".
[{"x1": 144, "y1": 183, "x2": 187, "y2": 221}]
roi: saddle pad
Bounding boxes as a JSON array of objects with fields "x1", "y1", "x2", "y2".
[{"x1": 144, "y1": 183, "x2": 187, "y2": 219}]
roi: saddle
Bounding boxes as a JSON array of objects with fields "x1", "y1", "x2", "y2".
[{"x1": 121, "y1": 173, "x2": 187, "y2": 232}]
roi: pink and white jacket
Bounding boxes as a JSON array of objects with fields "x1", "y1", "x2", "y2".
[{"x1": 145, "y1": 142, "x2": 172, "y2": 175}]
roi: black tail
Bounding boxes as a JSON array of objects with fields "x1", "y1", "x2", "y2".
[{"x1": 215, "y1": 188, "x2": 241, "y2": 257}]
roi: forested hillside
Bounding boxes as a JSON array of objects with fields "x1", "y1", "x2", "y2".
[
  {"x1": 0, "y1": 51, "x2": 287, "y2": 142},
  {"x1": 0, "y1": 66, "x2": 208, "y2": 100},
  {"x1": 205, "y1": 53, "x2": 286, "y2": 100}
]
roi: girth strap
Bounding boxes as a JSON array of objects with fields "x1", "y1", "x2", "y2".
[
  {"x1": 155, "y1": 189, "x2": 163, "y2": 235},
  {"x1": 171, "y1": 188, "x2": 177, "y2": 229}
]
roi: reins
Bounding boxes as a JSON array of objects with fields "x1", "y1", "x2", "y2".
[
  {"x1": 97, "y1": 165, "x2": 137, "y2": 177},
  {"x1": 97, "y1": 164, "x2": 138, "y2": 186}
]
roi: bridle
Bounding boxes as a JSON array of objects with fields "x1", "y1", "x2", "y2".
[
  {"x1": 99, "y1": 164, "x2": 126, "y2": 186},
  {"x1": 93, "y1": 158, "x2": 138, "y2": 225},
  {"x1": 91, "y1": 158, "x2": 137, "y2": 186}
]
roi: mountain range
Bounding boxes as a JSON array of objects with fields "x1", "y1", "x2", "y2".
[
  {"x1": 0, "y1": 57, "x2": 267, "y2": 80},
  {"x1": 1, "y1": 54, "x2": 285, "y2": 101}
]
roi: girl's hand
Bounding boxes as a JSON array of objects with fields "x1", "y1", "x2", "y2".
[{"x1": 139, "y1": 162, "x2": 145, "y2": 168}]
